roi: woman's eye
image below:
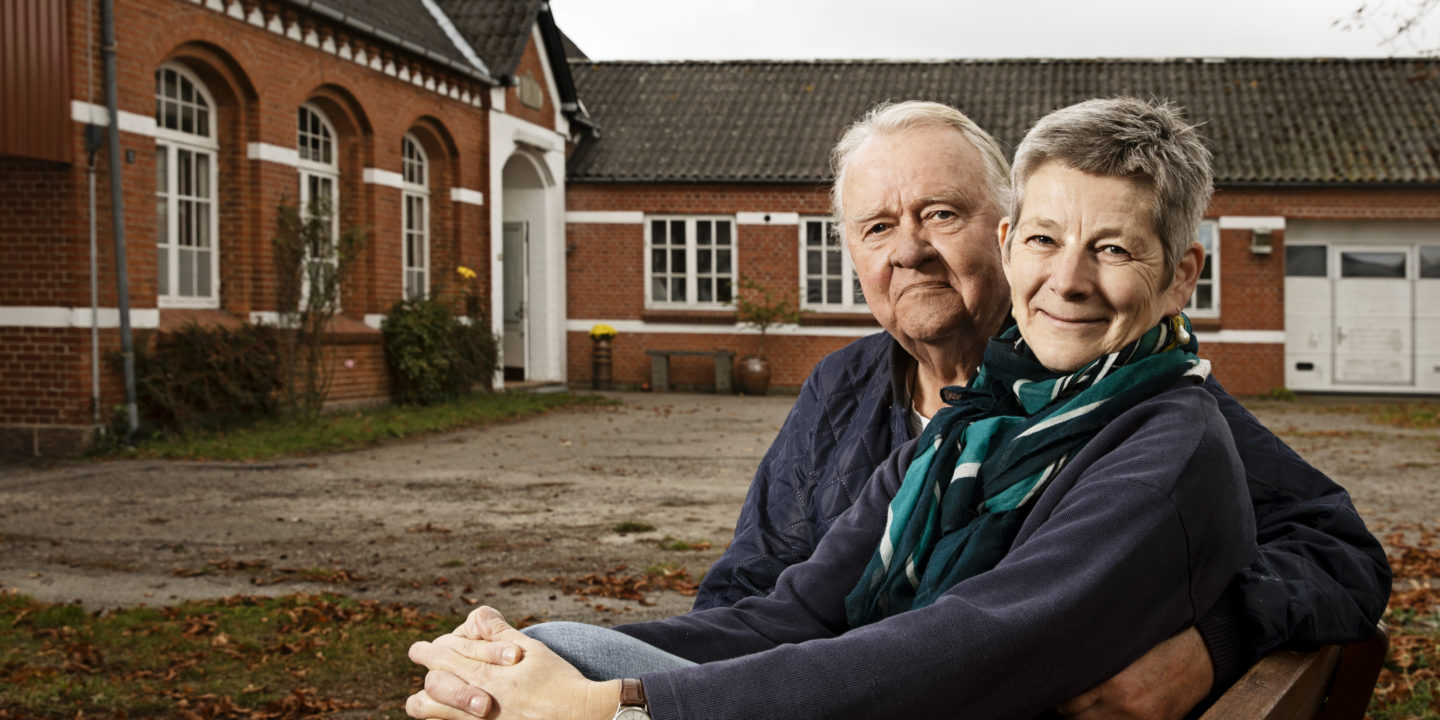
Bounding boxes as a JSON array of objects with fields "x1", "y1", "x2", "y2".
[{"x1": 1100, "y1": 244, "x2": 1131, "y2": 256}]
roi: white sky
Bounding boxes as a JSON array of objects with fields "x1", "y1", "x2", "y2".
[{"x1": 549, "y1": 0, "x2": 1440, "y2": 61}]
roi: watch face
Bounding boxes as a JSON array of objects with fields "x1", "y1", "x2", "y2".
[{"x1": 614, "y1": 707, "x2": 650, "y2": 720}]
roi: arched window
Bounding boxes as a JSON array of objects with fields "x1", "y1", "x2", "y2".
[
  {"x1": 154, "y1": 63, "x2": 219, "y2": 307},
  {"x1": 401, "y1": 134, "x2": 430, "y2": 300},
  {"x1": 296, "y1": 104, "x2": 340, "y2": 301}
]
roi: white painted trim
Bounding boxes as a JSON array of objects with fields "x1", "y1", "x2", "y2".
[
  {"x1": 515, "y1": 127, "x2": 560, "y2": 152},
  {"x1": 565, "y1": 319, "x2": 880, "y2": 339},
  {"x1": 0, "y1": 306, "x2": 160, "y2": 329},
  {"x1": 566, "y1": 211, "x2": 644, "y2": 224},
  {"x1": 247, "y1": 142, "x2": 300, "y2": 167},
  {"x1": 1195, "y1": 330, "x2": 1286, "y2": 344},
  {"x1": 71, "y1": 100, "x2": 157, "y2": 137},
  {"x1": 451, "y1": 187, "x2": 486, "y2": 206},
  {"x1": 737, "y1": 212, "x2": 800, "y2": 226},
  {"x1": 363, "y1": 167, "x2": 405, "y2": 189},
  {"x1": 249, "y1": 311, "x2": 282, "y2": 325},
  {"x1": 364, "y1": 314, "x2": 386, "y2": 330},
  {"x1": 1219, "y1": 216, "x2": 1287, "y2": 230}
]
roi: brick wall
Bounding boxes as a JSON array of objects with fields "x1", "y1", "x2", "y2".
[
  {"x1": 1, "y1": 0, "x2": 505, "y2": 453},
  {"x1": 569, "y1": 182, "x2": 1440, "y2": 396}
]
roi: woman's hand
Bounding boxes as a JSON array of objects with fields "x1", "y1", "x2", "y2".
[{"x1": 406, "y1": 606, "x2": 620, "y2": 720}]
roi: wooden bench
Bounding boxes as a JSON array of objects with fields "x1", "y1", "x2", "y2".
[
  {"x1": 645, "y1": 349, "x2": 734, "y2": 393},
  {"x1": 1199, "y1": 624, "x2": 1388, "y2": 720}
]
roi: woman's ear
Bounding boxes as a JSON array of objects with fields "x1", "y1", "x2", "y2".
[{"x1": 1165, "y1": 240, "x2": 1205, "y2": 312}]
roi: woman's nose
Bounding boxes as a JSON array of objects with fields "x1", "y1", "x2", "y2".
[
  {"x1": 1047, "y1": 248, "x2": 1095, "y2": 298},
  {"x1": 889, "y1": 223, "x2": 937, "y2": 268}
]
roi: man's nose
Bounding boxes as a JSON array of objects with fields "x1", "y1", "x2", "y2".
[{"x1": 889, "y1": 222, "x2": 938, "y2": 268}]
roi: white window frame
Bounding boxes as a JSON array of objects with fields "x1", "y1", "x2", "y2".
[
  {"x1": 296, "y1": 103, "x2": 340, "y2": 308},
  {"x1": 799, "y1": 217, "x2": 866, "y2": 312},
  {"x1": 1186, "y1": 219, "x2": 1220, "y2": 318},
  {"x1": 401, "y1": 134, "x2": 430, "y2": 301},
  {"x1": 154, "y1": 62, "x2": 220, "y2": 309},
  {"x1": 643, "y1": 215, "x2": 737, "y2": 309}
]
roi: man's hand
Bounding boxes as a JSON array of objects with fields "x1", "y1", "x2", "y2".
[
  {"x1": 405, "y1": 606, "x2": 618, "y2": 720},
  {"x1": 1055, "y1": 627, "x2": 1213, "y2": 720}
]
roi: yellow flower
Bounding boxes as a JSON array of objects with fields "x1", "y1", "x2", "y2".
[
  {"x1": 589, "y1": 324, "x2": 618, "y2": 340},
  {"x1": 456, "y1": 266, "x2": 477, "y2": 280}
]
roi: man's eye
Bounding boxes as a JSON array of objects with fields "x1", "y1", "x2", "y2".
[
  {"x1": 932, "y1": 210, "x2": 955, "y2": 220},
  {"x1": 1027, "y1": 234, "x2": 1055, "y2": 245},
  {"x1": 867, "y1": 223, "x2": 891, "y2": 236}
]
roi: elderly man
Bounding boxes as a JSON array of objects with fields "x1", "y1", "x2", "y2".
[{"x1": 691, "y1": 100, "x2": 1390, "y2": 717}]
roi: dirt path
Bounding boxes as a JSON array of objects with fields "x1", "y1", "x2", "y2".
[{"x1": 1, "y1": 391, "x2": 1434, "y2": 627}]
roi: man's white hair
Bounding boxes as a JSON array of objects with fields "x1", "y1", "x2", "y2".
[{"x1": 829, "y1": 101, "x2": 1012, "y2": 241}]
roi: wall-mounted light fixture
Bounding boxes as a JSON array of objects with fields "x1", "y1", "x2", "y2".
[{"x1": 1250, "y1": 227, "x2": 1273, "y2": 254}]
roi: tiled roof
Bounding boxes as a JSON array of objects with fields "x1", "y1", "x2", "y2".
[
  {"x1": 432, "y1": 0, "x2": 540, "y2": 78},
  {"x1": 296, "y1": 0, "x2": 484, "y2": 77},
  {"x1": 567, "y1": 58, "x2": 1440, "y2": 186}
]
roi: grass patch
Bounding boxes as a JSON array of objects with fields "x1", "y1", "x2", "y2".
[
  {"x1": 93, "y1": 391, "x2": 614, "y2": 461},
  {"x1": 612, "y1": 521, "x2": 655, "y2": 534},
  {"x1": 0, "y1": 590, "x2": 461, "y2": 719}
]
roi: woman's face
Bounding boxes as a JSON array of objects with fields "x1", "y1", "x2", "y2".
[{"x1": 998, "y1": 162, "x2": 1202, "y2": 373}]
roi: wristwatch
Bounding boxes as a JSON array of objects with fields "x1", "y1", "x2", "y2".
[{"x1": 612, "y1": 678, "x2": 650, "y2": 720}]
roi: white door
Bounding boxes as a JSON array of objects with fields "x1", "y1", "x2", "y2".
[
  {"x1": 502, "y1": 221, "x2": 529, "y2": 377},
  {"x1": 1334, "y1": 247, "x2": 1411, "y2": 385}
]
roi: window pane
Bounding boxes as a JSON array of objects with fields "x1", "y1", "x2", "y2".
[
  {"x1": 1421, "y1": 246, "x2": 1440, "y2": 279},
  {"x1": 1341, "y1": 252, "x2": 1405, "y2": 278},
  {"x1": 807, "y1": 278, "x2": 823, "y2": 304},
  {"x1": 698, "y1": 278, "x2": 713, "y2": 303},
  {"x1": 195, "y1": 153, "x2": 209, "y2": 197},
  {"x1": 651, "y1": 277, "x2": 666, "y2": 302},
  {"x1": 651, "y1": 248, "x2": 665, "y2": 273},
  {"x1": 651, "y1": 220, "x2": 666, "y2": 244},
  {"x1": 196, "y1": 246, "x2": 211, "y2": 297},
  {"x1": 671, "y1": 220, "x2": 686, "y2": 245},
  {"x1": 827, "y1": 279, "x2": 841, "y2": 303},
  {"x1": 671, "y1": 249, "x2": 685, "y2": 273},
  {"x1": 1194, "y1": 285, "x2": 1212, "y2": 309},
  {"x1": 178, "y1": 149, "x2": 193, "y2": 195},
  {"x1": 717, "y1": 249, "x2": 731, "y2": 274},
  {"x1": 806, "y1": 221, "x2": 822, "y2": 246},
  {"x1": 195, "y1": 203, "x2": 209, "y2": 248},
  {"x1": 697, "y1": 221, "x2": 711, "y2": 246},
  {"x1": 178, "y1": 201, "x2": 191, "y2": 247},
  {"x1": 155, "y1": 146, "x2": 167, "y2": 194},
  {"x1": 717, "y1": 278, "x2": 731, "y2": 302},
  {"x1": 181, "y1": 103, "x2": 193, "y2": 134},
  {"x1": 716, "y1": 221, "x2": 731, "y2": 245},
  {"x1": 179, "y1": 247, "x2": 194, "y2": 296},
  {"x1": 1285, "y1": 246, "x2": 1327, "y2": 277},
  {"x1": 697, "y1": 249, "x2": 712, "y2": 273},
  {"x1": 197, "y1": 108, "x2": 209, "y2": 137},
  {"x1": 156, "y1": 197, "x2": 168, "y2": 247},
  {"x1": 826, "y1": 248, "x2": 842, "y2": 275},
  {"x1": 673, "y1": 278, "x2": 686, "y2": 300},
  {"x1": 853, "y1": 278, "x2": 865, "y2": 305},
  {"x1": 1198, "y1": 255, "x2": 1212, "y2": 281},
  {"x1": 806, "y1": 249, "x2": 821, "y2": 275}
]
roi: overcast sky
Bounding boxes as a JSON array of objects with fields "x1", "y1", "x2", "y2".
[{"x1": 549, "y1": 0, "x2": 1440, "y2": 61}]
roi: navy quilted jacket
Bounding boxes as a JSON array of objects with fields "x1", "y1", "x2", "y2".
[{"x1": 695, "y1": 331, "x2": 1391, "y2": 688}]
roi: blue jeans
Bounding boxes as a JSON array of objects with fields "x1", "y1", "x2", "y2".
[{"x1": 523, "y1": 622, "x2": 697, "y2": 680}]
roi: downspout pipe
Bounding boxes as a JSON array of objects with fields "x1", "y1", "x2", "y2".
[{"x1": 102, "y1": 0, "x2": 139, "y2": 442}]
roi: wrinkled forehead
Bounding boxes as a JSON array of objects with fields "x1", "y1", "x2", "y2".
[{"x1": 841, "y1": 127, "x2": 994, "y2": 212}]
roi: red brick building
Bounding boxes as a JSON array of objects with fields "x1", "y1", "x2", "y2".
[
  {"x1": 5, "y1": 3, "x2": 1440, "y2": 456},
  {"x1": 0, "y1": 0, "x2": 589, "y2": 454},
  {"x1": 564, "y1": 60, "x2": 1440, "y2": 397}
]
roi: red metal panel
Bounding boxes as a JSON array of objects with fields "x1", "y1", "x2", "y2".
[{"x1": 1, "y1": 0, "x2": 72, "y2": 164}]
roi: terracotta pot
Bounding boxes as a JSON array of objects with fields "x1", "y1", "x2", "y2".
[{"x1": 735, "y1": 355, "x2": 772, "y2": 395}]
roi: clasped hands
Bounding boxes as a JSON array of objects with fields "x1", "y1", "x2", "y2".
[
  {"x1": 406, "y1": 606, "x2": 617, "y2": 720},
  {"x1": 407, "y1": 608, "x2": 1212, "y2": 720}
]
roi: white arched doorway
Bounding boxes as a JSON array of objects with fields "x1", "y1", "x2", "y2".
[{"x1": 500, "y1": 152, "x2": 552, "y2": 382}]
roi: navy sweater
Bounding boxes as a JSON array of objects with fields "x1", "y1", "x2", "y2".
[
  {"x1": 621, "y1": 385, "x2": 1255, "y2": 719},
  {"x1": 694, "y1": 332, "x2": 1391, "y2": 688}
]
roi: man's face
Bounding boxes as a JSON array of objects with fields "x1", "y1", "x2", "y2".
[{"x1": 842, "y1": 126, "x2": 1010, "y2": 358}]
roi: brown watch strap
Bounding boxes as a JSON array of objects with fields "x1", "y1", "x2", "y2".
[{"x1": 620, "y1": 678, "x2": 647, "y2": 707}]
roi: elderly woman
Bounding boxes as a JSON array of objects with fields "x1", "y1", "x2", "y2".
[{"x1": 406, "y1": 97, "x2": 1256, "y2": 720}]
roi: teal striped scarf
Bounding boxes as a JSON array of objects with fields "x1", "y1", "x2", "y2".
[{"x1": 845, "y1": 314, "x2": 1206, "y2": 626}]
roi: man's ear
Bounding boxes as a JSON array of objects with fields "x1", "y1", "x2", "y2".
[
  {"x1": 997, "y1": 217, "x2": 1012, "y2": 263},
  {"x1": 1165, "y1": 241, "x2": 1205, "y2": 312}
]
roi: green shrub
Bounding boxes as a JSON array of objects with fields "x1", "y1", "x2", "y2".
[
  {"x1": 124, "y1": 323, "x2": 285, "y2": 433},
  {"x1": 381, "y1": 299, "x2": 497, "y2": 405}
]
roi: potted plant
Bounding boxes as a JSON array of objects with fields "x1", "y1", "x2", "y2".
[{"x1": 733, "y1": 278, "x2": 804, "y2": 395}]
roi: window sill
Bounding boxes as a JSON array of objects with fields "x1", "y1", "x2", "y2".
[{"x1": 640, "y1": 309, "x2": 738, "y2": 324}]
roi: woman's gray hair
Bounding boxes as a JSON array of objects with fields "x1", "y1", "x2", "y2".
[
  {"x1": 1007, "y1": 97, "x2": 1213, "y2": 279},
  {"x1": 830, "y1": 101, "x2": 1011, "y2": 240}
]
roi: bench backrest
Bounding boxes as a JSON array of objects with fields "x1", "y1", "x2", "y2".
[{"x1": 1198, "y1": 624, "x2": 1388, "y2": 720}]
